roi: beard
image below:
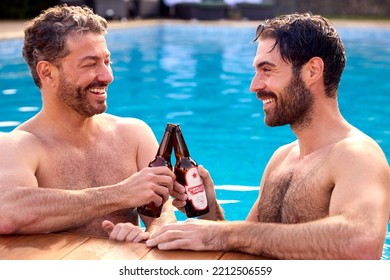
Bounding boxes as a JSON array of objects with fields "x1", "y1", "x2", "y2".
[
  {"x1": 57, "y1": 71, "x2": 108, "y2": 117},
  {"x1": 257, "y1": 73, "x2": 314, "y2": 130}
]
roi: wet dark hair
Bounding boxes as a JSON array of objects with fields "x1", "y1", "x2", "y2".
[
  {"x1": 255, "y1": 13, "x2": 346, "y2": 98},
  {"x1": 22, "y1": 4, "x2": 108, "y2": 88}
]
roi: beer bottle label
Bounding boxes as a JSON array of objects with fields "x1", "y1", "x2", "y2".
[{"x1": 185, "y1": 167, "x2": 208, "y2": 210}]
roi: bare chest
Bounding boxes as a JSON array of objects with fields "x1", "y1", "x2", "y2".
[
  {"x1": 257, "y1": 159, "x2": 334, "y2": 224},
  {"x1": 31, "y1": 126, "x2": 143, "y2": 236},
  {"x1": 36, "y1": 138, "x2": 138, "y2": 189}
]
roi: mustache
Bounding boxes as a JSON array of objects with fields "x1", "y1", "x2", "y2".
[
  {"x1": 256, "y1": 90, "x2": 277, "y2": 100},
  {"x1": 87, "y1": 80, "x2": 109, "y2": 88}
]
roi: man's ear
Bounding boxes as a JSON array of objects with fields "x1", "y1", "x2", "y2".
[
  {"x1": 36, "y1": 61, "x2": 58, "y2": 87},
  {"x1": 303, "y1": 57, "x2": 324, "y2": 86}
]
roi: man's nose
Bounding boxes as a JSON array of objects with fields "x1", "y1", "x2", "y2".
[
  {"x1": 249, "y1": 74, "x2": 266, "y2": 93},
  {"x1": 98, "y1": 63, "x2": 114, "y2": 84}
]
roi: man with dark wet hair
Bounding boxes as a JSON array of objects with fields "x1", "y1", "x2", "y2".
[{"x1": 146, "y1": 13, "x2": 390, "y2": 259}]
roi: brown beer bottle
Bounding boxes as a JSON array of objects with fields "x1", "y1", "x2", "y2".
[
  {"x1": 173, "y1": 125, "x2": 209, "y2": 217},
  {"x1": 137, "y1": 123, "x2": 176, "y2": 217}
]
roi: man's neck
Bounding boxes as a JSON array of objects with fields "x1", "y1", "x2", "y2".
[
  {"x1": 38, "y1": 105, "x2": 103, "y2": 144},
  {"x1": 292, "y1": 104, "x2": 350, "y2": 157}
]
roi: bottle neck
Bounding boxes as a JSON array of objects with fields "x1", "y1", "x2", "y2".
[
  {"x1": 174, "y1": 126, "x2": 190, "y2": 158},
  {"x1": 157, "y1": 124, "x2": 175, "y2": 158}
]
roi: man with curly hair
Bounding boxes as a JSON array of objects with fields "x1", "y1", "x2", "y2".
[{"x1": 0, "y1": 5, "x2": 177, "y2": 241}]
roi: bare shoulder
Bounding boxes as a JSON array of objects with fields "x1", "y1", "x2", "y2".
[
  {"x1": 0, "y1": 129, "x2": 44, "y2": 154},
  {"x1": 329, "y1": 129, "x2": 389, "y2": 177},
  {"x1": 327, "y1": 128, "x2": 390, "y2": 232},
  {"x1": 269, "y1": 141, "x2": 297, "y2": 163},
  {"x1": 262, "y1": 141, "x2": 297, "y2": 174},
  {"x1": 101, "y1": 114, "x2": 154, "y2": 135},
  {"x1": 100, "y1": 114, "x2": 158, "y2": 168},
  {"x1": 100, "y1": 114, "x2": 157, "y2": 156},
  {"x1": 274, "y1": 141, "x2": 297, "y2": 156},
  {"x1": 332, "y1": 130, "x2": 387, "y2": 163},
  {"x1": 0, "y1": 129, "x2": 44, "y2": 174}
]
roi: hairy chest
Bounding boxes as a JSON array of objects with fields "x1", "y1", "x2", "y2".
[{"x1": 257, "y1": 160, "x2": 334, "y2": 224}]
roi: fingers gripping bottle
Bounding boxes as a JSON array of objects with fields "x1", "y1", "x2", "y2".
[
  {"x1": 173, "y1": 125, "x2": 209, "y2": 217},
  {"x1": 137, "y1": 123, "x2": 177, "y2": 217}
]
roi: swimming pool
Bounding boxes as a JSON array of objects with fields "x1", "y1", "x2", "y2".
[{"x1": 0, "y1": 23, "x2": 389, "y2": 259}]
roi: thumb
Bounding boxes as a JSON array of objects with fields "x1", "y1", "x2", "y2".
[
  {"x1": 198, "y1": 165, "x2": 213, "y2": 185},
  {"x1": 102, "y1": 220, "x2": 115, "y2": 235},
  {"x1": 198, "y1": 165, "x2": 217, "y2": 203}
]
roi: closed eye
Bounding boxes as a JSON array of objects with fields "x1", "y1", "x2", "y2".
[{"x1": 82, "y1": 63, "x2": 96, "y2": 68}]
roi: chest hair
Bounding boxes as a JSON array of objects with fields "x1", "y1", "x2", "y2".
[{"x1": 257, "y1": 163, "x2": 333, "y2": 224}]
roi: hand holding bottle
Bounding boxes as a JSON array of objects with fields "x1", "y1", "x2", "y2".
[
  {"x1": 171, "y1": 165, "x2": 220, "y2": 218},
  {"x1": 120, "y1": 166, "x2": 175, "y2": 208},
  {"x1": 173, "y1": 125, "x2": 209, "y2": 217},
  {"x1": 139, "y1": 123, "x2": 211, "y2": 218},
  {"x1": 137, "y1": 124, "x2": 176, "y2": 217}
]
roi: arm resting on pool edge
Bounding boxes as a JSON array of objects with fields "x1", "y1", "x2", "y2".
[
  {"x1": 145, "y1": 213, "x2": 387, "y2": 259},
  {"x1": 146, "y1": 140, "x2": 390, "y2": 259},
  {"x1": 0, "y1": 129, "x2": 176, "y2": 235}
]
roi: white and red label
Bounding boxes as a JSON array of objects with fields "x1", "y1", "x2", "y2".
[{"x1": 185, "y1": 167, "x2": 208, "y2": 210}]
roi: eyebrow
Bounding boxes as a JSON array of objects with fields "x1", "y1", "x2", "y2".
[
  {"x1": 80, "y1": 55, "x2": 99, "y2": 62},
  {"x1": 256, "y1": 61, "x2": 277, "y2": 69},
  {"x1": 78, "y1": 54, "x2": 111, "y2": 65}
]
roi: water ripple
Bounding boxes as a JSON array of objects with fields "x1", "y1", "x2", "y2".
[
  {"x1": 0, "y1": 121, "x2": 20, "y2": 127},
  {"x1": 166, "y1": 111, "x2": 194, "y2": 119}
]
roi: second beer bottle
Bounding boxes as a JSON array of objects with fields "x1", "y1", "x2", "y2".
[
  {"x1": 137, "y1": 123, "x2": 177, "y2": 218},
  {"x1": 173, "y1": 125, "x2": 209, "y2": 217}
]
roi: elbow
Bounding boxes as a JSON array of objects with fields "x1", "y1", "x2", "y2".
[
  {"x1": 0, "y1": 215, "x2": 19, "y2": 235},
  {"x1": 348, "y1": 233, "x2": 385, "y2": 260},
  {"x1": 0, "y1": 197, "x2": 22, "y2": 234},
  {"x1": 0, "y1": 205, "x2": 30, "y2": 234}
]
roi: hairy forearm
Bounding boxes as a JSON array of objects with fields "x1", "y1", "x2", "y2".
[
  {"x1": 144, "y1": 201, "x2": 177, "y2": 235},
  {"x1": 223, "y1": 217, "x2": 382, "y2": 260},
  {"x1": 0, "y1": 185, "x2": 126, "y2": 234},
  {"x1": 199, "y1": 200, "x2": 225, "y2": 221}
]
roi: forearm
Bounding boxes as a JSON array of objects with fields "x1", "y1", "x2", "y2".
[
  {"x1": 143, "y1": 200, "x2": 177, "y2": 235},
  {"x1": 0, "y1": 185, "x2": 127, "y2": 234},
  {"x1": 199, "y1": 199, "x2": 225, "y2": 221},
  {"x1": 224, "y1": 217, "x2": 382, "y2": 259}
]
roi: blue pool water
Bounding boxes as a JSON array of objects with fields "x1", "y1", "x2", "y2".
[{"x1": 0, "y1": 23, "x2": 389, "y2": 259}]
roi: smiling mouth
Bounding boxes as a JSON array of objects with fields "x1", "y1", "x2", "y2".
[
  {"x1": 256, "y1": 90, "x2": 276, "y2": 106},
  {"x1": 261, "y1": 98, "x2": 274, "y2": 105},
  {"x1": 88, "y1": 87, "x2": 106, "y2": 95}
]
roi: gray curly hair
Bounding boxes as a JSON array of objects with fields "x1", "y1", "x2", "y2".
[{"x1": 22, "y1": 4, "x2": 108, "y2": 88}]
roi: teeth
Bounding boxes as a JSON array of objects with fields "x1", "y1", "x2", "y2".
[
  {"x1": 262, "y1": 98, "x2": 274, "y2": 104},
  {"x1": 89, "y1": 88, "x2": 106, "y2": 94}
]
